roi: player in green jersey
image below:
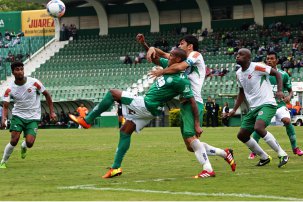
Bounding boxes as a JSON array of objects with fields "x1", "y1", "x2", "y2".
[
  {"x1": 69, "y1": 48, "x2": 203, "y2": 178},
  {"x1": 136, "y1": 34, "x2": 236, "y2": 178},
  {"x1": 248, "y1": 51, "x2": 303, "y2": 159}
]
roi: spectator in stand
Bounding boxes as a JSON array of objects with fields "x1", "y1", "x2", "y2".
[
  {"x1": 201, "y1": 28, "x2": 208, "y2": 37},
  {"x1": 293, "y1": 101, "x2": 301, "y2": 115},
  {"x1": 212, "y1": 99, "x2": 220, "y2": 127},
  {"x1": 205, "y1": 96, "x2": 214, "y2": 127},
  {"x1": 134, "y1": 51, "x2": 146, "y2": 65},
  {"x1": 292, "y1": 40, "x2": 299, "y2": 56},
  {"x1": 123, "y1": 55, "x2": 133, "y2": 65},
  {"x1": 0, "y1": 32, "x2": 2, "y2": 40},
  {"x1": 154, "y1": 37, "x2": 169, "y2": 52},
  {"x1": 4, "y1": 31, "x2": 11, "y2": 41},
  {"x1": 11, "y1": 36, "x2": 21, "y2": 47},
  {"x1": 227, "y1": 46, "x2": 234, "y2": 58},
  {"x1": 253, "y1": 51, "x2": 264, "y2": 62}
]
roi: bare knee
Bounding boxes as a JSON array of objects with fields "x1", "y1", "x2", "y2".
[
  {"x1": 109, "y1": 89, "x2": 122, "y2": 102},
  {"x1": 237, "y1": 129, "x2": 250, "y2": 143},
  {"x1": 282, "y1": 118, "x2": 291, "y2": 126}
]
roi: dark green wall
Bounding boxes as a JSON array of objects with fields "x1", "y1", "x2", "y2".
[
  {"x1": 0, "y1": 11, "x2": 21, "y2": 33},
  {"x1": 212, "y1": 19, "x2": 254, "y2": 31},
  {"x1": 264, "y1": 15, "x2": 303, "y2": 26}
]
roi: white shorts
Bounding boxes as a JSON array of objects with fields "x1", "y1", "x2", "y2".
[
  {"x1": 271, "y1": 106, "x2": 291, "y2": 125},
  {"x1": 121, "y1": 91, "x2": 154, "y2": 132}
]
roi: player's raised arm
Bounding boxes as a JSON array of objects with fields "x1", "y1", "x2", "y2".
[{"x1": 136, "y1": 33, "x2": 150, "y2": 52}]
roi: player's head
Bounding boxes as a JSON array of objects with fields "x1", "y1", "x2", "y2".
[
  {"x1": 168, "y1": 48, "x2": 187, "y2": 66},
  {"x1": 236, "y1": 48, "x2": 251, "y2": 66},
  {"x1": 266, "y1": 51, "x2": 278, "y2": 68},
  {"x1": 11, "y1": 61, "x2": 24, "y2": 80},
  {"x1": 178, "y1": 35, "x2": 199, "y2": 52}
]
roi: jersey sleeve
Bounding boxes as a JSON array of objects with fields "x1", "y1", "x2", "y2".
[
  {"x1": 254, "y1": 64, "x2": 271, "y2": 75},
  {"x1": 2, "y1": 88, "x2": 11, "y2": 102},
  {"x1": 159, "y1": 58, "x2": 169, "y2": 69},
  {"x1": 185, "y1": 51, "x2": 201, "y2": 67},
  {"x1": 33, "y1": 79, "x2": 46, "y2": 93}
]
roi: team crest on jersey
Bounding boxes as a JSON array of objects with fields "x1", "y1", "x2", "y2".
[
  {"x1": 166, "y1": 77, "x2": 173, "y2": 84},
  {"x1": 248, "y1": 75, "x2": 252, "y2": 79},
  {"x1": 27, "y1": 88, "x2": 32, "y2": 93},
  {"x1": 258, "y1": 111, "x2": 263, "y2": 115}
]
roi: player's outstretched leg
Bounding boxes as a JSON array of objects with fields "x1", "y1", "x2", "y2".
[{"x1": 69, "y1": 91, "x2": 116, "y2": 128}]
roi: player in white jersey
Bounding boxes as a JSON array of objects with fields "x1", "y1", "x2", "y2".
[
  {"x1": 136, "y1": 34, "x2": 236, "y2": 178},
  {"x1": 0, "y1": 62, "x2": 56, "y2": 169},
  {"x1": 228, "y1": 48, "x2": 289, "y2": 168}
]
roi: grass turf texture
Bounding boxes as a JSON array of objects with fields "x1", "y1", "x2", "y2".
[{"x1": 0, "y1": 126, "x2": 303, "y2": 201}]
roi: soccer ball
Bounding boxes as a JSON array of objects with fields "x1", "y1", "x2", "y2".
[{"x1": 46, "y1": 0, "x2": 66, "y2": 18}]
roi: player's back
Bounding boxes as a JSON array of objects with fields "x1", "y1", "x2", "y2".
[{"x1": 144, "y1": 73, "x2": 192, "y2": 116}]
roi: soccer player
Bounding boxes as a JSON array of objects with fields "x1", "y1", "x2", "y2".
[
  {"x1": 228, "y1": 48, "x2": 289, "y2": 168},
  {"x1": 69, "y1": 48, "x2": 207, "y2": 178},
  {"x1": 136, "y1": 34, "x2": 236, "y2": 178},
  {"x1": 0, "y1": 61, "x2": 56, "y2": 169},
  {"x1": 248, "y1": 51, "x2": 303, "y2": 159}
]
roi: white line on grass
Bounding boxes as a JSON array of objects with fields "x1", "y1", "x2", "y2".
[{"x1": 58, "y1": 184, "x2": 303, "y2": 201}]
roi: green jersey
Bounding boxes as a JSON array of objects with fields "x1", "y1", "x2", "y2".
[
  {"x1": 144, "y1": 59, "x2": 193, "y2": 116},
  {"x1": 269, "y1": 69, "x2": 292, "y2": 108}
]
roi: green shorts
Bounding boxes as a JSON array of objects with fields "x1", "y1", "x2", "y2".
[
  {"x1": 180, "y1": 101, "x2": 204, "y2": 138},
  {"x1": 10, "y1": 116, "x2": 40, "y2": 137},
  {"x1": 241, "y1": 104, "x2": 277, "y2": 133}
]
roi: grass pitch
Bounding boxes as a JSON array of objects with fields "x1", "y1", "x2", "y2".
[{"x1": 0, "y1": 126, "x2": 303, "y2": 201}]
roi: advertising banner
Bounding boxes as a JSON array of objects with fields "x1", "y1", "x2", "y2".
[{"x1": 22, "y1": 9, "x2": 55, "y2": 36}]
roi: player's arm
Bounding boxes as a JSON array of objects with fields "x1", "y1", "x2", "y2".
[
  {"x1": 136, "y1": 33, "x2": 150, "y2": 52},
  {"x1": 42, "y1": 90, "x2": 56, "y2": 121},
  {"x1": 188, "y1": 97, "x2": 203, "y2": 137},
  {"x1": 147, "y1": 47, "x2": 170, "y2": 63},
  {"x1": 1, "y1": 101, "x2": 9, "y2": 129},
  {"x1": 150, "y1": 61, "x2": 188, "y2": 77},
  {"x1": 269, "y1": 68, "x2": 284, "y2": 100},
  {"x1": 228, "y1": 87, "x2": 245, "y2": 117},
  {"x1": 283, "y1": 74, "x2": 293, "y2": 103}
]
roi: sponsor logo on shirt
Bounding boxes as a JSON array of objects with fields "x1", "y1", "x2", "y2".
[
  {"x1": 258, "y1": 111, "x2": 263, "y2": 115},
  {"x1": 27, "y1": 88, "x2": 32, "y2": 93},
  {"x1": 248, "y1": 75, "x2": 252, "y2": 79}
]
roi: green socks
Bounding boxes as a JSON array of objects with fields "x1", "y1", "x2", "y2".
[
  {"x1": 286, "y1": 124, "x2": 297, "y2": 149},
  {"x1": 85, "y1": 91, "x2": 114, "y2": 124},
  {"x1": 252, "y1": 131, "x2": 261, "y2": 143},
  {"x1": 112, "y1": 132, "x2": 131, "y2": 169}
]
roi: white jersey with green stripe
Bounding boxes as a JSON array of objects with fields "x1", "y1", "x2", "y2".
[
  {"x1": 236, "y1": 62, "x2": 277, "y2": 109},
  {"x1": 184, "y1": 51, "x2": 206, "y2": 104},
  {"x1": 2, "y1": 77, "x2": 45, "y2": 120}
]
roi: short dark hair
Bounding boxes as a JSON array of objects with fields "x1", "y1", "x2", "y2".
[
  {"x1": 173, "y1": 48, "x2": 187, "y2": 62},
  {"x1": 267, "y1": 51, "x2": 278, "y2": 59},
  {"x1": 11, "y1": 61, "x2": 24, "y2": 71},
  {"x1": 180, "y1": 35, "x2": 199, "y2": 51}
]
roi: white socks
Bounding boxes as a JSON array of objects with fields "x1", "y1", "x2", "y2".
[
  {"x1": 245, "y1": 138, "x2": 269, "y2": 160},
  {"x1": 1, "y1": 143, "x2": 15, "y2": 163},
  {"x1": 21, "y1": 141, "x2": 27, "y2": 149},
  {"x1": 263, "y1": 131, "x2": 287, "y2": 157},
  {"x1": 202, "y1": 142, "x2": 226, "y2": 158},
  {"x1": 190, "y1": 139, "x2": 213, "y2": 172}
]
